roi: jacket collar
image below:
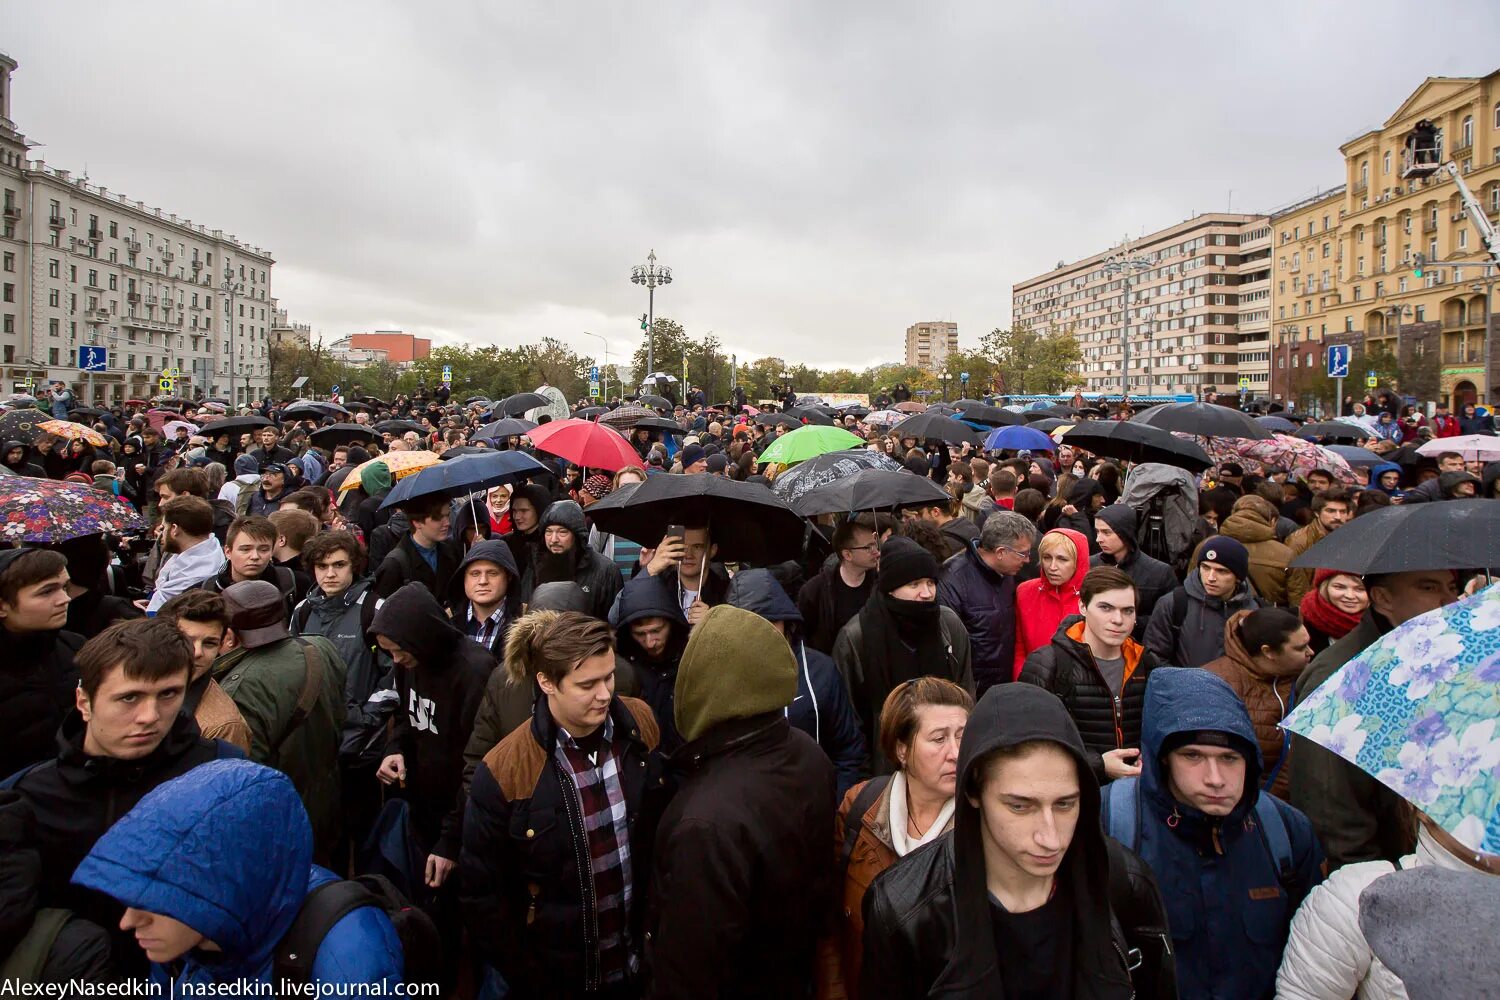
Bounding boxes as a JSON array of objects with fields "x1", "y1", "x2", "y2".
[
  {"x1": 529, "y1": 695, "x2": 650, "y2": 756},
  {"x1": 55, "y1": 709, "x2": 204, "y2": 785},
  {"x1": 670, "y1": 711, "x2": 785, "y2": 772}
]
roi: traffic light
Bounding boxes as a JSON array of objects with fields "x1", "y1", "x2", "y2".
[
  {"x1": 1412, "y1": 252, "x2": 1425, "y2": 279},
  {"x1": 640, "y1": 314, "x2": 649, "y2": 331}
]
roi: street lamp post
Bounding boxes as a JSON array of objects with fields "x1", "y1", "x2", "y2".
[
  {"x1": 582, "y1": 330, "x2": 609, "y2": 400},
  {"x1": 1102, "y1": 247, "x2": 1152, "y2": 405},
  {"x1": 220, "y1": 266, "x2": 244, "y2": 405},
  {"x1": 630, "y1": 250, "x2": 672, "y2": 378}
]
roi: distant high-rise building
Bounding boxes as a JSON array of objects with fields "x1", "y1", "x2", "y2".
[{"x1": 905, "y1": 321, "x2": 958, "y2": 371}]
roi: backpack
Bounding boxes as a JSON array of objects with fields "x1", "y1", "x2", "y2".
[
  {"x1": 1137, "y1": 487, "x2": 1177, "y2": 569},
  {"x1": 272, "y1": 874, "x2": 441, "y2": 989}
]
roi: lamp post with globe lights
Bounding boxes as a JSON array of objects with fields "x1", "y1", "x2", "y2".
[{"x1": 631, "y1": 250, "x2": 672, "y2": 378}]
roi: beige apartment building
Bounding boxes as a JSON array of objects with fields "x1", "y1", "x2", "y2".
[
  {"x1": 1012, "y1": 213, "x2": 1268, "y2": 398},
  {"x1": 904, "y1": 320, "x2": 958, "y2": 371},
  {"x1": 1270, "y1": 71, "x2": 1500, "y2": 409},
  {"x1": 0, "y1": 53, "x2": 275, "y2": 405}
]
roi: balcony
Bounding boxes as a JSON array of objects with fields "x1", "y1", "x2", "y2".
[
  {"x1": 86, "y1": 228, "x2": 102, "y2": 243},
  {"x1": 127, "y1": 292, "x2": 141, "y2": 304},
  {"x1": 1443, "y1": 349, "x2": 1484, "y2": 366},
  {"x1": 1, "y1": 204, "x2": 19, "y2": 219},
  {"x1": 122, "y1": 313, "x2": 177, "y2": 335},
  {"x1": 85, "y1": 308, "x2": 110, "y2": 323},
  {"x1": 1353, "y1": 181, "x2": 1369, "y2": 196},
  {"x1": 48, "y1": 214, "x2": 66, "y2": 229},
  {"x1": 1423, "y1": 218, "x2": 1438, "y2": 233},
  {"x1": 125, "y1": 239, "x2": 141, "y2": 252},
  {"x1": 161, "y1": 250, "x2": 175, "y2": 262}
]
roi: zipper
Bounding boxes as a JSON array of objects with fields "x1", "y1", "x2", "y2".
[
  {"x1": 1112, "y1": 939, "x2": 1137, "y2": 1000},
  {"x1": 1082, "y1": 643, "x2": 1126, "y2": 747}
]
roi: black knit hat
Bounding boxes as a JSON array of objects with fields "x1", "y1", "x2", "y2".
[
  {"x1": 877, "y1": 536, "x2": 940, "y2": 595},
  {"x1": 1197, "y1": 535, "x2": 1250, "y2": 582}
]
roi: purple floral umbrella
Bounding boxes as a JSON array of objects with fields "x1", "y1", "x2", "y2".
[{"x1": 1, "y1": 476, "x2": 150, "y2": 543}]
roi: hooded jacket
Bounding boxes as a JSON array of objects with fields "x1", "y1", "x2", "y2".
[
  {"x1": 1143, "y1": 558, "x2": 1260, "y2": 668},
  {"x1": 614, "y1": 572, "x2": 693, "y2": 754},
  {"x1": 724, "y1": 569, "x2": 867, "y2": 798},
  {"x1": 0, "y1": 560, "x2": 85, "y2": 780},
  {"x1": 1437, "y1": 469, "x2": 1481, "y2": 498},
  {"x1": 1056, "y1": 477, "x2": 1104, "y2": 551},
  {"x1": 645, "y1": 606, "x2": 837, "y2": 1000},
  {"x1": 1013, "y1": 527, "x2": 1090, "y2": 677},
  {"x1": 70, "y1": 760, "x2": 401, "y2": 989},
  {"x1": 501, "y1": 482, "x2": 551, "y2": 581},
  {"x1": 1201, "y1": 609, "x2": 1302, "y2": 800},
  {"x1": 444, "y1": 539, "x2": 522, "y2": 658},
  {"x1": 1090, "y1": 503, "x2": 1178, "y2": 640},
  {"x1": 372, "y1": 522, "x2": 462, "y2": 601},
  {"x1": 1366, "y1": 461, "x2": 1405, "y2": 496},
  {"x1": 369, "y1": 582, "x2": 493, "y2": 860},
  {"x1": 1102, "y1": 668, "x2": 1323, "y2": 1000},
  {"x1": 1214, "y1": 495, "x2": 1294, "y2": 607},
  {"x1": 2, "y1": 440, "x2": 45, "y2": 478},
  {"x1": 860, "y1": 683, "x2": 1175, "y2": 999},
  {"x1": 937, "y1": 540, "x2": 1017, "y2": 693},
  {"x1": 290, "y1": 577, "x2": 393, "y2": 764},
  {"x1": 520, "y1": 500, "x2": 622, "y2": 620}
]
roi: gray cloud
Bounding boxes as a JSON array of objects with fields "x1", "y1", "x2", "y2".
[{"x1": 8, "y1": 0, "x2": 1498, "y2": 368}]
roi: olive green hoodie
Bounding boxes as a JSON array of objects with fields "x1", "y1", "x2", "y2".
[{"x1": 674, "y1": 605, "x2": 798, "y2": 744}]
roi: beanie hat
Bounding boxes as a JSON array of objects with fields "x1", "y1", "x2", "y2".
[
  {"x1": 705, "y1": 454, "x2": 729, "y2": 474},
  {"x1": 582, "y1": 474, "x2": 613, "y2": 500},
  {"x1": 675, "y1": 605, "x2": 797, "y2": 744},
  {"x1": 1198, "y1": 535, "x2": 1249, "y2": 582},
  {"x1": 1094, "y1": 503, "x2": 1138, "y2": 550},
  {"x1": 679, "y1": 444, "x2": 706, "y2": 469},
  {"x1": 877, "y1": 536, "x2": 940, "y2": 595}
]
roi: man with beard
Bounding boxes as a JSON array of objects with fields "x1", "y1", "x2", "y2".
[
  {"x1": 146, "y1": 497, "x2": 228, "y2": 613},
  {"x1": 520, "y1": 500, "x2": 622, "y2": 620}
]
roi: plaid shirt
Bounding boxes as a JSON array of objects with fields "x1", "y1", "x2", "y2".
[
  {"x1": 555, "y1": 716, "x2": 635, "y2": 983},
  {"x1": 465, "y1": 603, "x2": 507, "y2": 650}
]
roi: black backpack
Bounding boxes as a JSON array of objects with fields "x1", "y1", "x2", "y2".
[{"x1": 273, "y1": 874, "x2": 441, "y2": 989}]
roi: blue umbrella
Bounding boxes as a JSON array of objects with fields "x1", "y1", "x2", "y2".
[
  {"x1": 1254, "y1": 414, "x2": 1298, "y2": 433},
  {"x1": 1285, "y1": 583, "x2": 1500, "y2": 854},
  {"x1": 984, "y1": 424, "x2": 1057, "y2": 452},
  {"x1": 379, "y1": 450, "x2": 547, "y2": 509}
]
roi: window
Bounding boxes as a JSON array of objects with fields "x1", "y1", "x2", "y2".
[
  {"x1": 87, "y1": 269, "x2": 98, "y2": 287},
  {"x1": 1462, "y1": 116, "x2": 1473, "y2": 149},
  {"x1": 1, "y1": 283, "x2": 11, "y2": 302},
  {"x1": 109, "y1": 221, "x2": 118, "y2": 238},
  {"x1": 1383, "y1": 150, "x2": 1391, "y2": 174},
  {"x1": 48, "y1": 289, "x2": 58, "y2": 307},
  {"x1": 1415, "y1": 306, "x2": 1426, "y2": 322},
  {"x1": 48, "y1": 258, "x2": 59, "y2": 278},
  {"x1": 48, "y1": 318, "x2": 58, "y2": 336},
  {"x1": 48, "y1": 348, "x2": 59, "y2": 365},
  {"x1": 108, "y1": 274, "x2": 117, "y2": 291},
  {"x1": 1459, "y1": 229, "x2": 1469, "y2": 249}
]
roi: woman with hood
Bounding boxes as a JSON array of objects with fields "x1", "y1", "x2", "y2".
[
  {"x1": 1298, "y1": 568, "x2": 1368, "y2": 654},
  {"x1": 1012, "y1": 528, "x2": 1090, "y2": 678},
  {"x1": 860, "y1": 683, "x2": 1175, "y2": 999},
  {"x1": 71, "y1": 759, "x2": 403, "y2": 990},
  {"x1": 1366, "y1": 460, "x2": 1404, "y2": 498},
  {"x1": 502, "y1": 482, "x2": 552, "y2": 583}
]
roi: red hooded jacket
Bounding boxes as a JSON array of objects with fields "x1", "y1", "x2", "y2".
[{"x1": 1012, "y1": 527, "x2": 1090, "y2": 679}]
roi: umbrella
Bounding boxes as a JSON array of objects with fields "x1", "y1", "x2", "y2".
[
  {"x1": 344, "y1": 401, "x2": 375, "y2": 413},
  {"x1": 633, "y1": 416, "x2": 686, "y2": 434},
  {"x1": 754, "y1": 413, "x2": 804, "y2": 430},
  {"x1": 1020, "y1": 410, "x2": 1063, "y2": 423},
  {"x1": 1325, "y1": 444, "x2": 1384, "y2": 468},
  {"x1": 0, "y1": 476, "x2": 150, "y2": 543},
  {"x1": 68, "y1": 405, "x2": 106, "y2": 419},
  {"x1": 525, "y1": 418, "x2": 640, "y2": 472},
  {"x1": 1418, "y1": 435, "x2": 1500, "y2": 462},
  {"x1": 890, "y1": 412, "x2": 981, "y2": 447},
  {"x1": 893, "y1": 401, "x2": 925, "y2": 413},
  {"x1": 792, "y1": 468, "x2": 952, "y2": 517},
  {"x1": 955, "y1": 404, "x2": 1025, "y2": 427},
  {"x1": 572, "y1": 406, "x2": 608, "y2": 420},
  {"x1": 1289, "y1": 499, "x2": 1500, "y2": 573},
  {"x1": 499, "y1": 391, "x2": 549, "y2": 416},
  {"x1": 952, "y1": 398, "x2": 987, "y2": 410},
  {"x1": 783, "y1": 406, "x2": 834, "y2": 426},
  {"x1": 757, "y1": 425, "x2": 866, "y2": 466},
  {"x1": 473, "y1": 418, "x2": 538, "y2": 441},
  {"x1": 1254, "y1": 415, "x2": 1299, "y2": 433},
  {"x1": 1186, "y1": 434, "x2": 1358, "y2": 485},
  {"x1": 924, "y1": 403, "x2": 958, "y2": 417},
  {"x1": 380, "y1": 451, "x2": 549, "y2": 509},
  {"x1": 862, "y1": 409, "x2": 904, "y2": 428},
  {"x1": 373, "y1": 419, "x2": 425, "y2": 435},
  {"x1": 1027, "y1": 417, "x2": 1074, "y2": 433},
  {"x1": 795, "y1": 394, "x2": 826, "y2": 407},
  {"x1": 1284, "y1": 582, "x2": 1500, "y2": 853},
  {"x1": 597, "y1": 404, "x2": 658, "y2": 430},
  {"x1": 439, "y1": 445, "x2": 491, "y2": 460},
  {"x1": 282, "y1": 399, "x2": 350, "y2": 420},
  {"x1": 161, "y1": 420, "x2": 197, "y2": 439},
  {"x1": 983, "y1": 424, "x2": 1058, "y2": 452},
  {"x1": 1038, "y1": 404, "x2": 1080, "y2": 417},
  {"x1": 338, "y1": 451, "x2": 441, "y2": 491},
  {"x1": 584, "y1": 472, "x2": 805, "y2": 563},
  {"x1": 0, "y1": 409, "x2": 47, "y2": 443},
  {"x1": 526, "y1": 386, "x2": 570, "y2": 424},
  {"x1": 37, "y1": 420, "x2": 109, "y2": 448},
  {"x1": 1295, "y1": 421, "x2": 1369, "y2": 442},
  {"x1": 464, "y1": 395, "x2": 491, "y2": 405},
  {"x1": 770, "y1": 449, "x2": 904, "y2": 504},
  {"x1": 199, "y1": 415, "x2": 273, "y2": 438},
  {"x1": 309, "y1": 423, "x2": 380, "y2": 449},
  {"x1": 637, "y1": 394, "x2": 672, "y2": 411},
  {"x1": 1130, "y1": 402, "x2": 1274, "y2": 440},
  {"x1": 144, "y1": 409, "x2": 183, "y2": 430},
  {"x1": 1061, "y1": 422, "x2": 1211, "y2": 471}
]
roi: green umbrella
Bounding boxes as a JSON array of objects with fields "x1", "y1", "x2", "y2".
[{"x1": 757, "y1": 424, "x2": 866, "y2": 466}]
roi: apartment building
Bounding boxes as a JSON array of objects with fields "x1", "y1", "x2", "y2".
[
  {"x1": 1012, "y1": 214, "x2": 1267, "y2": 397},
  {"x1": 270, "y1": 302, "x2": 312, "y2": 347},
  {"x1": 330, "y1": 331, "x2": 430, "y2": 366},
  {"x1": 904, "y1": 320, "x2": 958, "y2": 371},
  {"x1": 1270, "y1": 71, "x2": 1500, "y2": 408},
  {"x1": 0, "y1": 53, "x2": 275, "y2": 405}
]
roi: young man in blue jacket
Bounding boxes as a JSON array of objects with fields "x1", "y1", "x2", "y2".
[{"x1": 1101, "y1": 667, "x2": 1326, "y2": 1000}]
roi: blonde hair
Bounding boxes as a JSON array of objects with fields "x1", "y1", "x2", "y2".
[
  {"x1": 1038, "y1": 531, "x2": 1077, "y2": 560},
  {"x1": 504, "y1": 610, "x2": 614, "y2": 687}
]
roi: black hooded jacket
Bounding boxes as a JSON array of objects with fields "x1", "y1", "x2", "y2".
[
  {"x1": 502, "y1": 482, "x2": 552, "y2": 582},
  {"x1": 860, "y1": 684, "x2": 1175, "y2": 1000},
  {"x1": 369, "y1": 582, "x2": 494, "y2": 859},
  {"x1": 614, "y1": 572, "x2": 691, "y2": 754},
  {"x1": 444, "y1": 539, "x2": 523, "y2": 658},
  {"x1": 520, "y1": 500, "x2": 622, "y2": 620},
  {"x1": 1088, "y1": 504, "x2": 1178, "y2": 641},
  {"x1": 0, "y1": 599, "x2": 85, "y2": 781}
]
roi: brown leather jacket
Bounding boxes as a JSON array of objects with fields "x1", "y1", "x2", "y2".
[
  {"x1": 1201, "y1": 610, "x2": 1300, "y2": 799},
  {"x1": 194, "y1": 677, "x2": 251, "y2": 753}
]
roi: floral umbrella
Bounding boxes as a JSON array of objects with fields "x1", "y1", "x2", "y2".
[
  {"x1": 1, "y1": 476, "x2": 150, "y2": 543},
  {"x1": 862, "y1": 409, "x2": 904, "y2": 428},
  {"x1": 1177, "y1": 432, "x2": 1358, "y2": 485},
  {"x1": 337, "y1": 450, "x2": 441, "y2": 491},
  {"x1": 37, "y1": 420, "x2": 109, "y2": 448},
  {"x1": 1284, "y1": 583, "x2": 1500, "y2": 854}
]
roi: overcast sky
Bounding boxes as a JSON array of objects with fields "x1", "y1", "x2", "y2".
[{"x1": 7, "y1": 1, "x2": 1499, "y2": 369}]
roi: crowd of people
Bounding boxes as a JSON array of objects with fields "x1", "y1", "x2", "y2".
[{"x1": 0, "y1": 380, "x2": 1496, "y2": 999}]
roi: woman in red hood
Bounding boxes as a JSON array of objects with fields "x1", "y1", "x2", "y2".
[{"x1": 1012, "y1": 527, "x2": 1089, "y2": 678}]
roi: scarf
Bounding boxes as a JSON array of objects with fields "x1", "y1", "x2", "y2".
[
  {"x1": 888, "y1": 770, "x2": 956, "y2": 857},
  {"x1": 1299, "y1": 569, "x2": 1362, "y2": 640},
  {"x1": 857, "y1": 592, "x2": 947, "y2": 738}
]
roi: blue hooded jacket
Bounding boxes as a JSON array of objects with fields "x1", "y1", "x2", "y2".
[
  {"x1": 1367, "y1": 460, "x2": 1404, "y2": 496},
  {"x1": 725, "y1": 569, "x2": 867, "y2": 798},
  {"x1": 72, "y1": 759, "x2": 402, "y2": 989},
  {"x1": 1103, "y1": 668, "x2": 1323, "y2": 1000}
]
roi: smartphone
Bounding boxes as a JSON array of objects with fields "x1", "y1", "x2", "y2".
[{"x1": 666, "y1": 524, "x2": 686, "y2": 541}]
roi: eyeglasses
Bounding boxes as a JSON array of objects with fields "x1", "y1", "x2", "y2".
[
  {"x1": 994, "y1": 543, "x2": 1031, "y2": 561},
  {"x1": 845, "y1": 542, "x2": 880, "y2": 553}
]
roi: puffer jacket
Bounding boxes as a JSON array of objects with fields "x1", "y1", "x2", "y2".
[
  {"x1": 71, "y1": 759, "x2": 402, "y2": 990},
  {"x1": 1201, "y1": 610, "x2": 1301, "y2": 799},
  {"x1": 1143, "y1": 565, "x2": 1260, "y2": 668},
  {"x1": 460, "y1": 696, "x2": 667, "y2": 998},
  {"x1": 1103, "y1": 668, "x2": 1324, "y2": 1000},
  {"x1": 1276, "y1": 825, "x2": 1481, "y2": 1000},
  {"x1": 1019, "y1": 617, "x2": 1157, "y2": 785},
  {"x1": 936, "y1": 540, "x2": 1017, "y2": 694},
  {"x1": 1013, "y1": 527, "x2": 1089, "y2": 677},
  {"x1": 1215, "y1": 495, "x2": 1294, "y2": 606}
]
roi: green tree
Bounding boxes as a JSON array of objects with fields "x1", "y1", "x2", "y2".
[{"x1": 980, "y1": 324, "x2": 1083, "y2": 394}]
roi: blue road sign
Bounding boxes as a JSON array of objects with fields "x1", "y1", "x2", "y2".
[
  {"x1": 960, "y1": 372, "x2": 970, "y2": 383},
  {"x1": 1326, "y1": 344, "x2": 1351, "y2": 379},
  {"x1": 441, "y1": 365, "x2": 453, "y2": 385},
  {"x1": 331, "y1": 384, "x2": 341, "y2": 395},
  {"x1": 78, "y1": 345, "x2": 107, "y2": 372},
  {"x1": 590, "y1": 366, "x2": 600, "y2": 381}
]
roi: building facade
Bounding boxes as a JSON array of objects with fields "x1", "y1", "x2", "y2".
[
  {"x1": 1012, "y1": 213, "x2": 1267, "y2": 397},
  {"x1": 904, "y1": 320, "x2": 958, "y2": 371},
  {"x1": 269, "y1": 302, "x2": 311, "y2": 347},
  {"x1": 336, "y1": 330, "x2": 430, "y2": 365},
  {"x1": 0, "y1": 53, "x2": 275, "y2": 406}
]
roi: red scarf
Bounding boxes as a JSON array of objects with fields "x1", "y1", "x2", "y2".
[{"x1": 1299, "y1": 569, "x2": 1362, "y2": 639}]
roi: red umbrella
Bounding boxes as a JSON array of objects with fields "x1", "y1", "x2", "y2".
[{"x1": 526, "y1": 418, "x2": 640, "y2": 472}]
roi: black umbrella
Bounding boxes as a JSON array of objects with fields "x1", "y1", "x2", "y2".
[
  {"x1": 358, "y1": 395, "x2": 390, "y2": 408},
  {"x1": 955, "y1": 404, "x2": 1025, "y2": 427},
  {"x1": 952, "y1": 398, "x2": 987, "y2": 410},
  {"x1": 573, "y1": 406, "x2": 608, "y2": 419},
  {"x1": 464, "y1": 395, "x2": 491, "y2": 405},
  {"x1": 1295, "y1": 421, "x2": 1369, "y2": 442},
  {"x1": 499, "y1": 392, "x2": 549, "y2": 416},
  {"x1": 1061, "y1": 421, "x2": 1212, "y2": 472},
  {"x1": 199, "y1": 415, "x2": 274, "y2": 438},
  {"x1": 282, "y1": 400, "x2": 350, "y2": 421},
  {"x1": 754, "y1": 412, "x2": 803, "y2": 430},
  {"x1": 1289, "y1": 500, "x2": 1500, "y2": 574},
  {"x1": 1254, "y1": 414, "x2": 1299, "y2": 433},
  {"x1": 1027, "y1": 417, "x2": 1074, "y2": 433},
  {"x1": 584, "y1": 472, "x2": 805, "y2": 563},
  {"x1": 925, "y1": 403, "x2": 958, "y2": 416},
  {"x1": 890, "y1": 412, "x2": 981, "y2": 446},
  {"x1": 473, "y1": 417, "x2": 537, "y2": 440},
  {"x1": 309, "y1": 423, "x2": 380, "y2": 448},
  {"x1": 793, "y1": 468, "x2": 952, "y2": 517},
  {"x1": 68, "y1": 406, "x2": 106, "y2": 419},
  {"x1": 633, "y1": 416, "x2": 687, "y2": 434},
  {"x1": 770, "y1": 449, "x2": 905, "y2": 504},
  {"x1": 1039, "y1": 404, "x2": 1080, "y2": 417},
  {"x1": 637, "y1": 394, "x2": 672, "y2": 411},
  {"x1": 783, "y1": 406, "x2": 834, "y2": 426},
  {"x1": 344, "y1": 401, "x2": 375, "y2": 413},
  {"x1": 374, "y1": 419, "x2": 425, "y2": 435},
  {"x1": 1130, "y1": 402, "x2": 1274, "y2": 440},
  {"x1": 1384, "y1": 444, "x2": 1428, "y2": 467},
  {"x1": 0, "y1": 408, "x2": 46, "y2": 443}
]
